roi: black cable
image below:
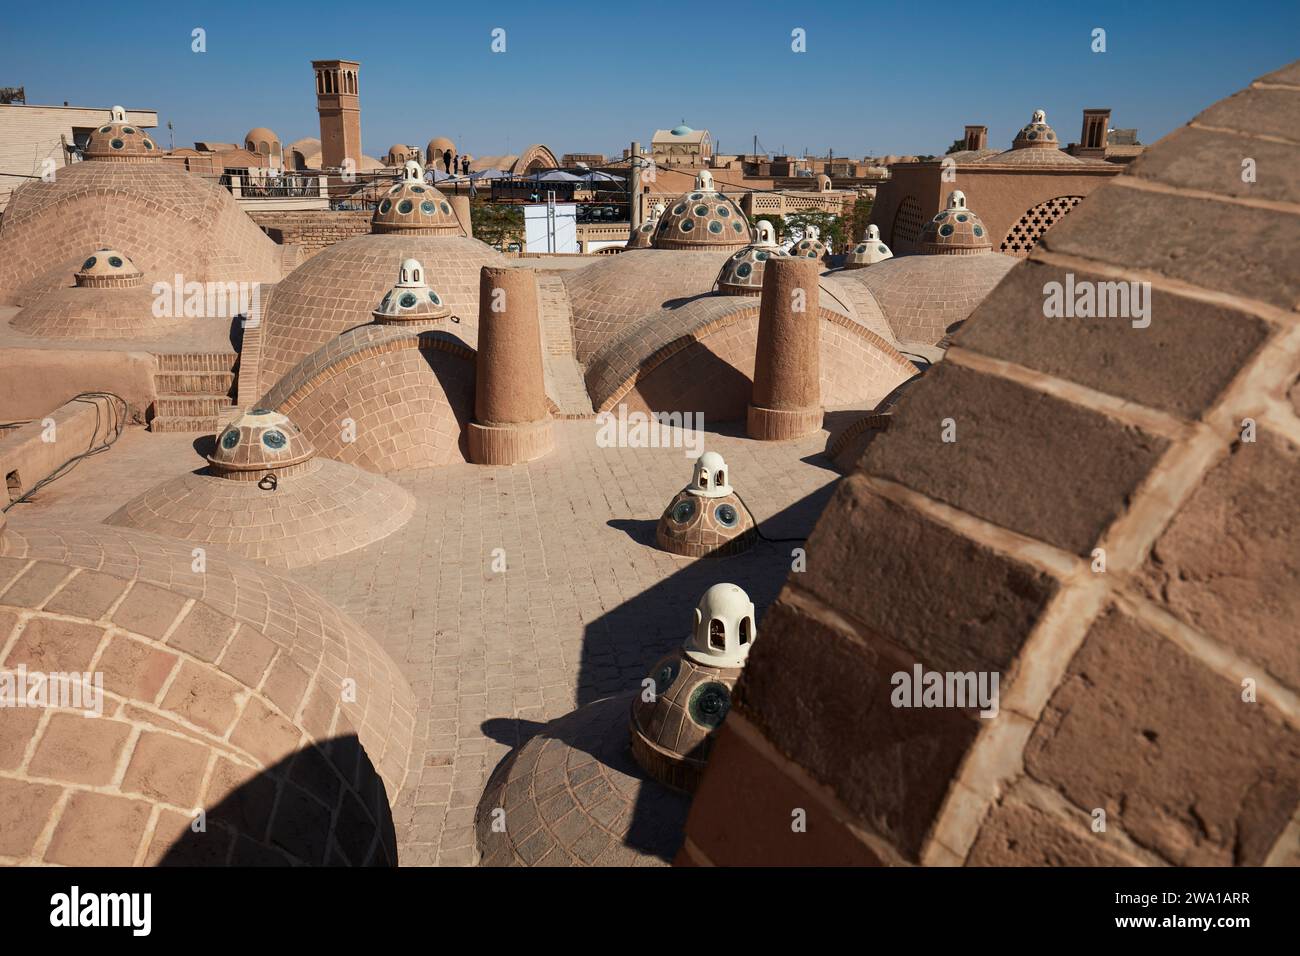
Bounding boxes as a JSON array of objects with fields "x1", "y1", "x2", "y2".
[
  {"x1": 733, "y1": 490, "x2": 807, "y2": 545},
  {"x1": 2, "y1": 392, "x2": 128, "y2": 512}
]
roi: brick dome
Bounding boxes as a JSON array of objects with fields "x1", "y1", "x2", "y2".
[
  {"x1": 840, "y1": 249, "x2": 1016, "y2": 345},
  {"x1": 10, "y1": 246, "x2": 179, "y2": 340},
  {"x1": 243, "y1": 127, "x2": 279, "y2": 155},
  {"x1": 83, "y1": 106, "x2": 159, "y2": 163},
  {"x1": 789, "y1": 232, "x2": 828, "y2": 260},
  {"x1": 207, "y1": 409, "x2": 315, "y2": 474},
  {"x1": 715, "y1": 221, "x2": 786, "y2": 296},
  {"x1": 426, "y1": 137, "x2": 456, "y2": 165},
  {"x1": 0, "y1": 518, "x2": 416, "y2": 865},
  {"x1": 630, "y1": 584, "x2": 757, "y2": 791},
  {"x1": 106, "y1": 411, "x2": 414, "y2": 569},
  {"x1": 679, "y1": 62, "x2": 1300, "y2": 868},
  {"x1": 625, "y1": 218, "x2": 659, "y2": 249},
  {"x1": 371, "y1": 161, "x2": 461, "y2": 235},
  {"x1": 257, "y1": 233, "x2": 504, "y2": 386},
  {"x1": 974, "y1": 109, "x2": 1097, "y2": 167},
  {"x1": 651, "y1": 170, "x2": 752, "y2": 250},
  {"x1": 75, "y1": 248, "x2": 142, "y2": 287},
  {"x1": 1012, "y1": 109, "x2": 1060, "y2": 149},
  {"x1": 842, "y1": 224, "x2": 894, "y2": 269},
  {"x1": 371, "y1": 257, "x2": 452, "y2": 324},
  {"x1": 917, "y1": 190, "x2": 993, "y2": 255},
  {"x1": 0, "y1": 151, "x2": 284, "y2": 308},
  {"x1": 476, "y1": 694, "x2": 690, "y2": 866},
  {"x1": 656, "y1": 452, "x2": 756, "y2": 556},
  {"x1": 562, "y1": 247, "x2": 737, "y2": 362},
  {"x1": 259, "y1": 323, "x2": 476, "y2": 472}
]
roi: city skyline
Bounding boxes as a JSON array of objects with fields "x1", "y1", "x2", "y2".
[{"x1": 2, "y1": 0, "x2": 1297, "y2": 159}]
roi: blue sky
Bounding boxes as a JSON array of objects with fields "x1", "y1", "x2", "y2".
[{"x1": 2, "y1": 1, "x2": 1296, "y2": 160}]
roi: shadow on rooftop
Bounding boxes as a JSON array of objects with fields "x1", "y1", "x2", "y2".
[{"x1": 161, "y1": 733, "x2": 397, "y2": 867}]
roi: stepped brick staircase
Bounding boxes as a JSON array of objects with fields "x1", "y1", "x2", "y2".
[{"x1": 148, "y1": 351, "x2": 240, "y2": 433}]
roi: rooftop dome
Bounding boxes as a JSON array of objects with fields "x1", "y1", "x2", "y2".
[
  {"x1": 209, "y1": 408, "x2": 316, "y2": 476},
  {"x1": 973, "y1": 109, "x2": 1095, "y2": 166},
  {"x1": 426, "y1": 137, "x2": 457, "y2": 162},
  {"x1": 83, "y1": 106, "x2": 159, "y2": 163},
  {"x1": 626, "y1": 202, "x2": 666, "y2": 250},
  {"x1": 371, "y1": 161, "x2": 461, "y2": 235},
  {"x1": 243, "y1": 127, "x2": 279, "y2": 152},
  {"x1": 0, "y1": 518, "x2": 416, "y2": 864},
  {"x1": 254, "y1": 232, "x2": 505, "y2": 388},
  {"x1": 74, "y1": 248, "x2": 142, "y2": 287},
  {"x1": 917, "y1": 190, "x2": 992, "y2": 255},
  {"x1": 656, "y1": 452, "x2": 755, "y2": 557},
  {"x1": 629, "y1": 583, "x2": 758, "y2": 791},
  {"x1": 842, "y1": 224, "x2": 893, "y2": 269},
  {"x1": 715, "y1": 220, "x2": 786, "y2": 296},
  {"x1": 789, "y1": 224, "x2": 828, "y2": 260},
  {"x1": 108, "y1": 409, "x2": 414, "y2": 569},
  {"x1": 11, "y1": 246, "x2": 176, "y2": 339},
  {"x1": 651, "y1": 170, "x2": 752, "y2": 250},
  {"x1": 670, "y1": 124, "x2": 694, "y2": 136},
  {"x1": 0, "y1": 146, "x2": 284, "y2": 307},
  {"x1": 371, "y1": 257, "x2": 452, "y2": 324},
  {"x1": 1012, "y1": 109, "x2": 1060, "y2": 149}
]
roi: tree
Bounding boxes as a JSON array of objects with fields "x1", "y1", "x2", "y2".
[
  {"x1": 945, "y1": 138, "x2": 966, "y2": 155},
  {"x1": 783, "y1": 208, "x2": 845, "y2": 251},
  {"x1": 471, "y1": 202, "x2": 524, "y2": 251}
]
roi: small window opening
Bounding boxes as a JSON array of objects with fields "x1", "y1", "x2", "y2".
[{"x1": 709, "y1": 619, "x2": 725, "y2": 650}]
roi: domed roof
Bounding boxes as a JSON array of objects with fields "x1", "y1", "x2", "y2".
[
  {"x1": 243, "y1": 126, "x2": 279, "y2": 147},
  {"x1": 108, "y1": 414, "x2": 414, "y2": 569},
  {"x1": 789, "y1": 225, "x2": 828, "y2": 260},
  {"x1": 371, "y1": 161, "x2": 461, "y2": 235},
  {"x1": 917, "y1": 190, "x2": 992, "y2": 255},
  {"x1": 656, "y1": 455, "x2": 755, "y2": 557},
  {"x1": 651, "y1": 170, "x2": 752, "y2": 250},
  {"x1": 255, "y1": 233, "x2": 505, "y2": 386},
  {"x1": 74, "y1": 248, "x2": 142, "y2": 287},
  {"x1": 842, "y1": 249, "x2": 1017, "y2": 345},
  {"x1": 0, "y1": 150, "x2": 284, "y2": 307},
  {"x1": 427, "y1": 136, "x2": 456, "y2": 154},
  {"x1": 842, "y1": 224, "x2": 894, "y2": 269},
  {"x1": 209, "y1": 409, "x2": 316, "y2": 475},
  {"x1": 0, "y1": 518, "x2": 416, "y2": 865},
  {"x1": 628, "y1": 584, "x2": 758, "y2": 791},
  {"x1": 670, "y1": 124, "x2": 694, "y2": 136},
  {"x1": 973, "y1": 109, "x2": 1096, "y2": 166},
  {"x1": 626, "y1": 202, "x2": 666, "y2": 250},
  {"x1": 372, "y1": 257, "x2": 452, "y2": 323},
  {"x1": 715, "y1": 220, "x2": 786, "y2": 295},
  {"x1": 1012, "y1": 109, "x2": 1060, "y2": 149},
  {"x1": 83, "y1": 106, "x2": 159, "y2": 163}
]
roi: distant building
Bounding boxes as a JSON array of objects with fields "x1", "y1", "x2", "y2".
[
  {"x1": 651, "y1": 123, "x2": 712, "y2": 167},
  {"x1": 872, "y1": 108, "x2": 1124, "y2": 257}
]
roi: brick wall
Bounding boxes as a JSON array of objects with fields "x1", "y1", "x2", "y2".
[
  {"x1": 680, "y1": 61, "x2": 1300, "y2": 868},
  {"x1": 248, "y1": 209, "x2": 371, "y2": 259}
]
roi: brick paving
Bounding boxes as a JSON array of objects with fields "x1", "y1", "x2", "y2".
[{"x1": 12, "y1": 417, "x2": 839, "y2": 865}]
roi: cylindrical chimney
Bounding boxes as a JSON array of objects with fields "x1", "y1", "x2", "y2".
[
  {"x1": 448, "y1": 193, "x2": 473, "y2": 238},
  {"x1": 467, "y1": 267, "x2": 554, "y2": 464},
  {"x1": 747, "y1": 256, "x2": 823, "y2": 441}
]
